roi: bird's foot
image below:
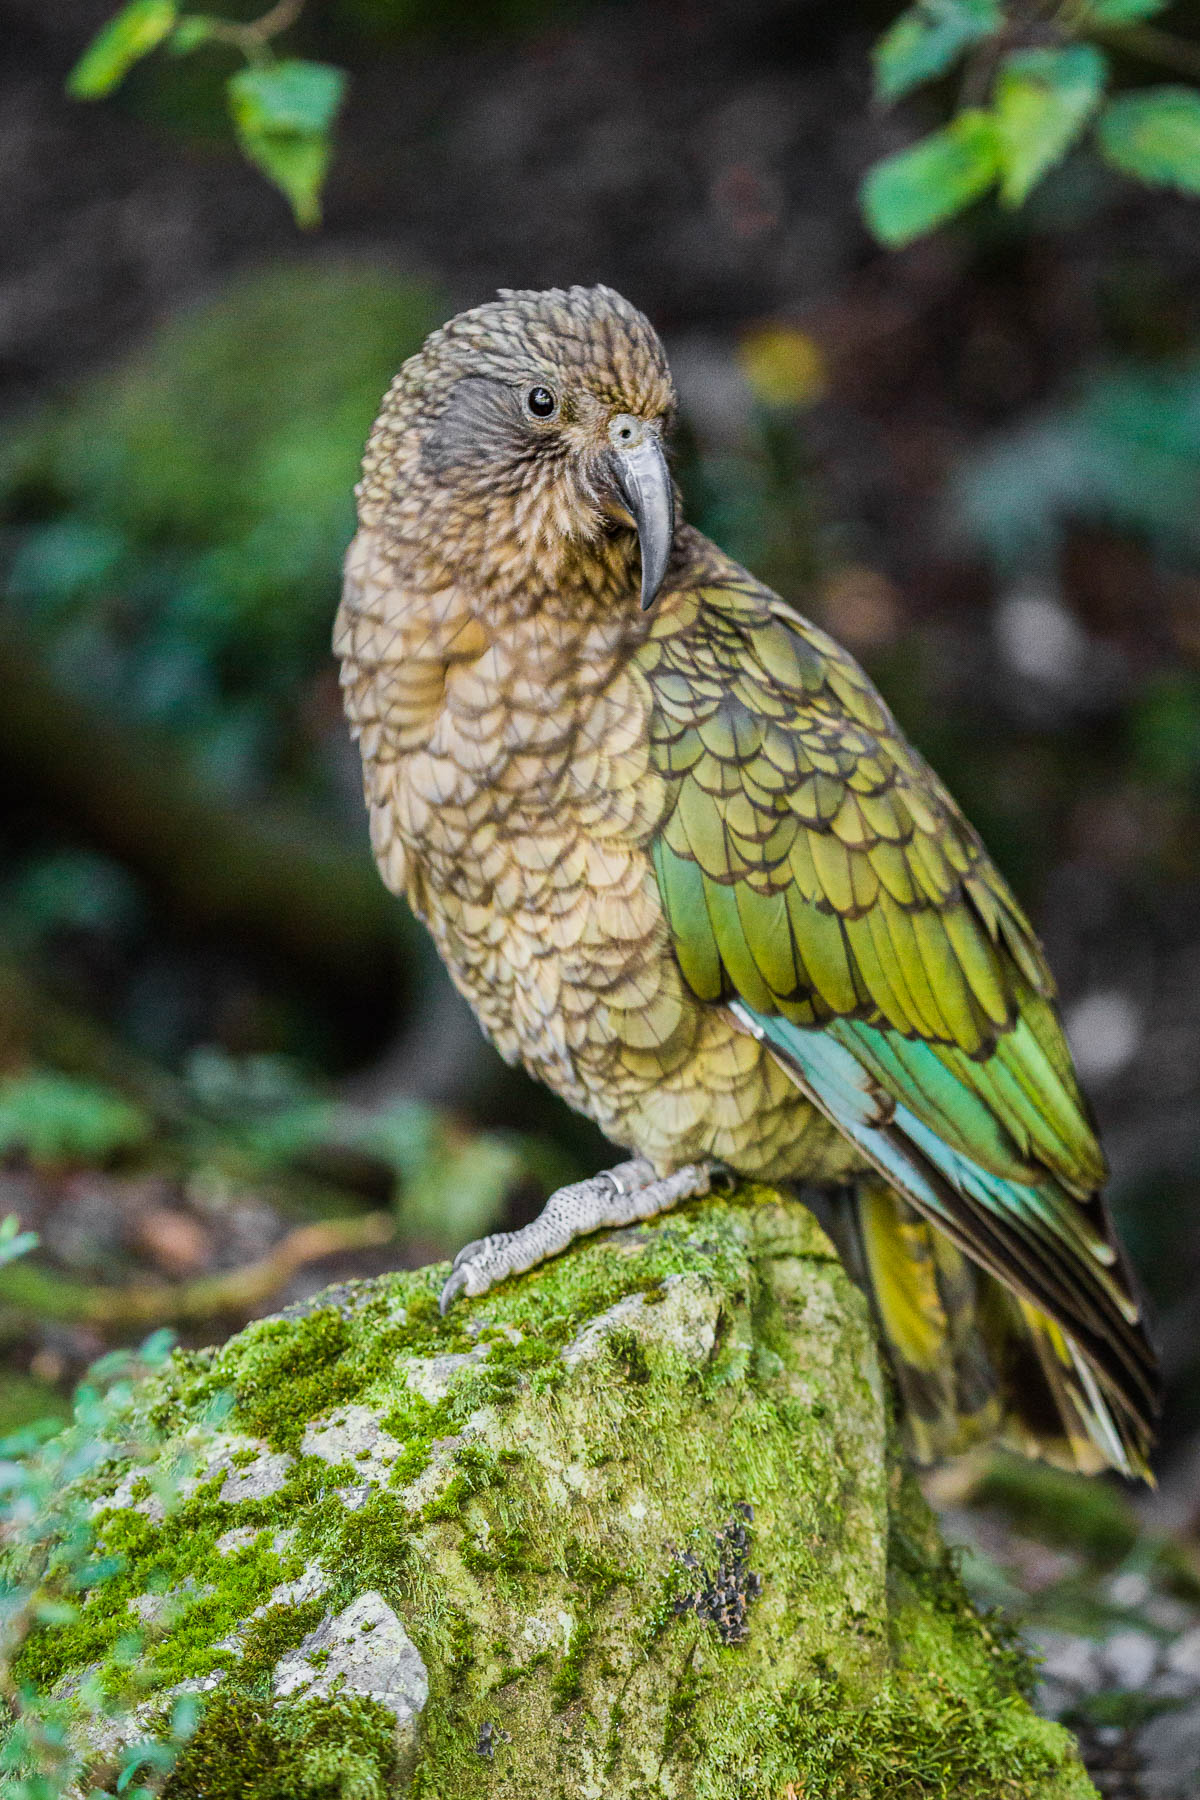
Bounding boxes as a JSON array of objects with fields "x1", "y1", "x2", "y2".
[{"x1": 438, "y1": 1158, "x2": 718, "y2": 1313}]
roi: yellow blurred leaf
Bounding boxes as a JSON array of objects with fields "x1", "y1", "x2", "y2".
[{"x1": 738, "y1": 325, "x2": 827, "y2": 409}]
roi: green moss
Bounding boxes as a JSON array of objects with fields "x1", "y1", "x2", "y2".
[
  {"x1": 164, "y1": 1692, "x2": 399, "y2": 1800},
  {"x1": 660, "y1": 1644, "x2": 702, "y2": 1759},
  {"x1": 320, "y1": 1491, "x2": 415, "y2": 1595},
  {"x1": 459, "y1": 1523, "x2": 539, "y2": 1578},
  {"x1": 549, "y1": 1611, "x2": 595, "y2": 1709},
  {"x1": 231, "y1": 1309, "x2": 356, "y2": 1454},
  {"x1": 6, "y1": 1192, "x2": 1098, "y2": 1798},
  {"x1": 14, "y1": 1496, "x2": 302, "y2": 1691},
  {"x1": 238, "y1": 1598, "x2": 329, "y2": 1685},
  {"x1": 420, "y1": 1443, "x2": 509, "y2": 1522},
  {"x1": 888, "y1": 1473, "x2": 1039, "y2": 1701},
  {"x1": 717, "y1": 1664, "x2": 1092, "y2": 1799}
]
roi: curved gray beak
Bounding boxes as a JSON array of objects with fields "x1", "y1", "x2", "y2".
[{"x1": 607, "y1": 419, "x2": 675, "y2": 610}]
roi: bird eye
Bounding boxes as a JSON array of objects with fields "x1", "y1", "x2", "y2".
[{"x1": 525, "y1": 385, "x2": 557, "y2": 420}]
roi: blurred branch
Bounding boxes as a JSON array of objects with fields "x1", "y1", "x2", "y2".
[
  {"x1": 0, "y1": 613, "x2": 413, "y2": 995},
  {"x1": 1094, "y1": 20, "x2": 1200, "y2": 82},
  {"x1": 199, "y1": 0, "x2": 307, "y2": 54},
  {"x1": 0, "y1": 1210, "x2": 394, "y2": 1331}
]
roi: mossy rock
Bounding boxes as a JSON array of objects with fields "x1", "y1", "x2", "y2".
[{"x1": 14, "y1": 1188, "x2": 1096, "y2": 1797}]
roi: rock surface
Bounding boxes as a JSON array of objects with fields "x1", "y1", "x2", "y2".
[
  {"x1": 273, "y1": 1590, "x2": 428, "y2": 1776},
  {"x1": 11, "y1": 1190, "x2": 1097, "y2": 1797}
]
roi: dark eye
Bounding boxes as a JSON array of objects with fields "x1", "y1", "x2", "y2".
[{"x1": 525, "y1": 385, "x2": 557, "y2": 420}]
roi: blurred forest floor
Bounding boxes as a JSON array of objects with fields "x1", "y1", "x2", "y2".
[{"x1": 3, "y1": 0, "x2": 1200, "y2": 1789}]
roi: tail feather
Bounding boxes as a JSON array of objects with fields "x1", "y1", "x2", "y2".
[
  {"x1": 850, "y1": 1178, "x2": 1154, "y2": 1480},
  {"x1": 734, "y1": 1003, "x2": 1160, "y2": 1477}
]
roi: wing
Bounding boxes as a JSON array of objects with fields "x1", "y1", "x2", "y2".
[{"x1": 640, "y1": 568, "x2": 1158, "y2": 1471}]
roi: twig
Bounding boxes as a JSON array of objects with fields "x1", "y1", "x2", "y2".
[
  {"x1": 194, "y1": 0, "x2": 307, "y2": 59},
  {"x1": 0, "y1": 613, "x2": 413, "y2": 988},
  {"x1": 0, "y1": 1210, "x2": 395, "y2": 1329},
  {"x1": 1091, "y1": 20, "x2": 1200, "y2": 84}
]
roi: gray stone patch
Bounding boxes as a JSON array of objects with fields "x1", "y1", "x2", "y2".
[
  {"x1": 303, "y1": 1400, "x2": 488, "y2": 1512},
  {"x1": 272, "y1": 1591, "x2": 428, "y2": 1758},
  {"x1": 301, "y1": 1403, "x2": 404, "y2": 1492},
  {"x1": 255, "y1": 1564, "x2": 329, "y2": 1613},
  {"x1": 127, "y1": 1580, "x2": 213, "y2": 1627},
  {"x1": 404, "y1": 1346, "x2": 491, "y2": 1404},
  {"x1": 214, "y1": 1524, "x2": 262, "y2": 1556},
  {"x1": 1108, "y1": 1571, "x2": 1153, "y2": 1609},
  {"x1": 215, "y1": 1523, "x2": 295, "y2": 1558},
  {"x1": 1166, "y1": 1626, "x2": 1200, "y2": 1684},
  {"x1": 562, "y1": 1273, "x2": 721, "y2": 1371},
  {"x1": 267, "y1": 1279, "x2": 376, "y2": 1324},
  {"x1": 214, "y1": 1439, "x2": 294, "y2": 1503},
  {"x1": 562, "y1": 1292, "x2": 651, "y2": 1369},
  {"x1": 1029, "y1": 1626, "x2": 1102, "y2": 1718},
  {"x1": 92, "y1": 1432, "x2": 293, "y2": 1521},
  {"x1": 64, "y1": 1672, "x2": 225, "y2": 1799},
  {"x1": 467, "y1": 1320, "x2": 523, "y2": 1347}
]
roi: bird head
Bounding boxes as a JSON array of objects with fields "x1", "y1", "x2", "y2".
[{"x1": 358, "y1": 285, "x2": 678, "y2": 611}]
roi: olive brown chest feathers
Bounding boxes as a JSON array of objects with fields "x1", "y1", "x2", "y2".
[{"x1": 336, "y1": 283, "x2": 1159, "y2": 1481}]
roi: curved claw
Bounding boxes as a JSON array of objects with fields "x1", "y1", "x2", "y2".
[{"x1": 439, "y1": 1265, "x2": 471, "y2": 1315}]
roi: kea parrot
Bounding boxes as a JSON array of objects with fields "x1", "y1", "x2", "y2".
[{"x1": 336, "y1": 283, "x2": 1158, "y2": 1480}]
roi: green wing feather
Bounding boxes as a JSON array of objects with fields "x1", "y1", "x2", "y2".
[{"x1": 641, "y1": 563, "x2": 1158, "y2": 1474}]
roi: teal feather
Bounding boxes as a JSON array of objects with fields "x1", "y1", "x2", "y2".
[{"x1": 732, "y1": 1001, "x2": 1157, "y2": 1475}]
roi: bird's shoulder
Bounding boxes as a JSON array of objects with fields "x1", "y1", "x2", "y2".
[
  {"x1": 638, "y1": 531, "x2": 1064, "y2": 1058},
  {"x1": 637, "y1": 531, "x2": 990, "y2": 911}
]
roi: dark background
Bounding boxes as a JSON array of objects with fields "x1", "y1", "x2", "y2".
[{"x1": 3, "y1": 4, "x2": 1200, "y2": 1764}]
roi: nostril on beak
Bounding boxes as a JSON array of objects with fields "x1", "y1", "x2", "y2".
[{"x1": 608, "y1": 412, "x2": 646, "y2": 450}]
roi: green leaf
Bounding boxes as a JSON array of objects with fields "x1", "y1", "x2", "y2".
[
  {"x1": 227, "y1": 61, "x2": 347, "y2": 227},
  {"x1": 68, "y1": 0, "x2": 178, "y2": 99},
  {"x1": 993, "y1": 45, "x2": 1108, "y2": 205},
  {"x1": 0, "y1": 1071, "x2": 151, "y2": 1167},
  {"x1": 1097, "y1": 86, "x2": 1200, "y2": 194},
  {"x1": 861, "y1": 111, "x2": 999, "y2": 245},
  {"x1": 229, "y1": 59, "x2": 346, "y2": 138},
  {"x1": 873, "y1": 0, "x2": 1002, "y2": 104},
  {"x1": 1081, "y1": 0, "x2": 1168, "y2": 21},
  {"x1": 169, "y1": 15, "x2": 218, "y2": 54},
  {"x1": 236, "y1": 131, "x2": 332, "y2": 228},
  {"x1": 0, "y1": 1215, "x2": 38, "y2": 1268}
]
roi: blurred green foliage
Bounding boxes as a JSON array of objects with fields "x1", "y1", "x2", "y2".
[
  {"x1": 67, "y1": 0, "x2": 1200, "y2": 235},
  {"x1": 0, "y1": 1075, "x2": 151, "y2": 1171},
  {"x1": 69, "y1": 1, "x2": 348, "y2": 226},
  {"x1": 179, "y1": 1048, "x2": 564, "y2": 1251},
  {"x1": 226, "y1": 58, "x2": 347, "y2": 227},
  {"x1": 0, "y1": 1329, "x2": 209, "y2": 1800},
  {"x1": 973, "y1": 1455, "x2": 1145, "y2": 1565},
  {"x1": 0, "y1": 256, "x2": 580, "y2": 1295},
  {"x1": 955, "y1": 358, "x2": 1200, "y2": 819},
  {"x1": 2, "y1": 262, "x2": 440, "y2": 804},
  {"x1": 865, "y1": 0, "x2": 1200, "y2": 244},
  {"x1": 955, "y1": 358, "x2": 1200, "y2": 572}
]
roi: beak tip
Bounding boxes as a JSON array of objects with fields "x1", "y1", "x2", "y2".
[{"x1": 608, "y1": 432, "x2": 674, "y2": 616}]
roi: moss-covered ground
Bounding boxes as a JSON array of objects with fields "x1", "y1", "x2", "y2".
[{"x1": 10, "y1": 1188, "x2": 1098, "y2": 1797}]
